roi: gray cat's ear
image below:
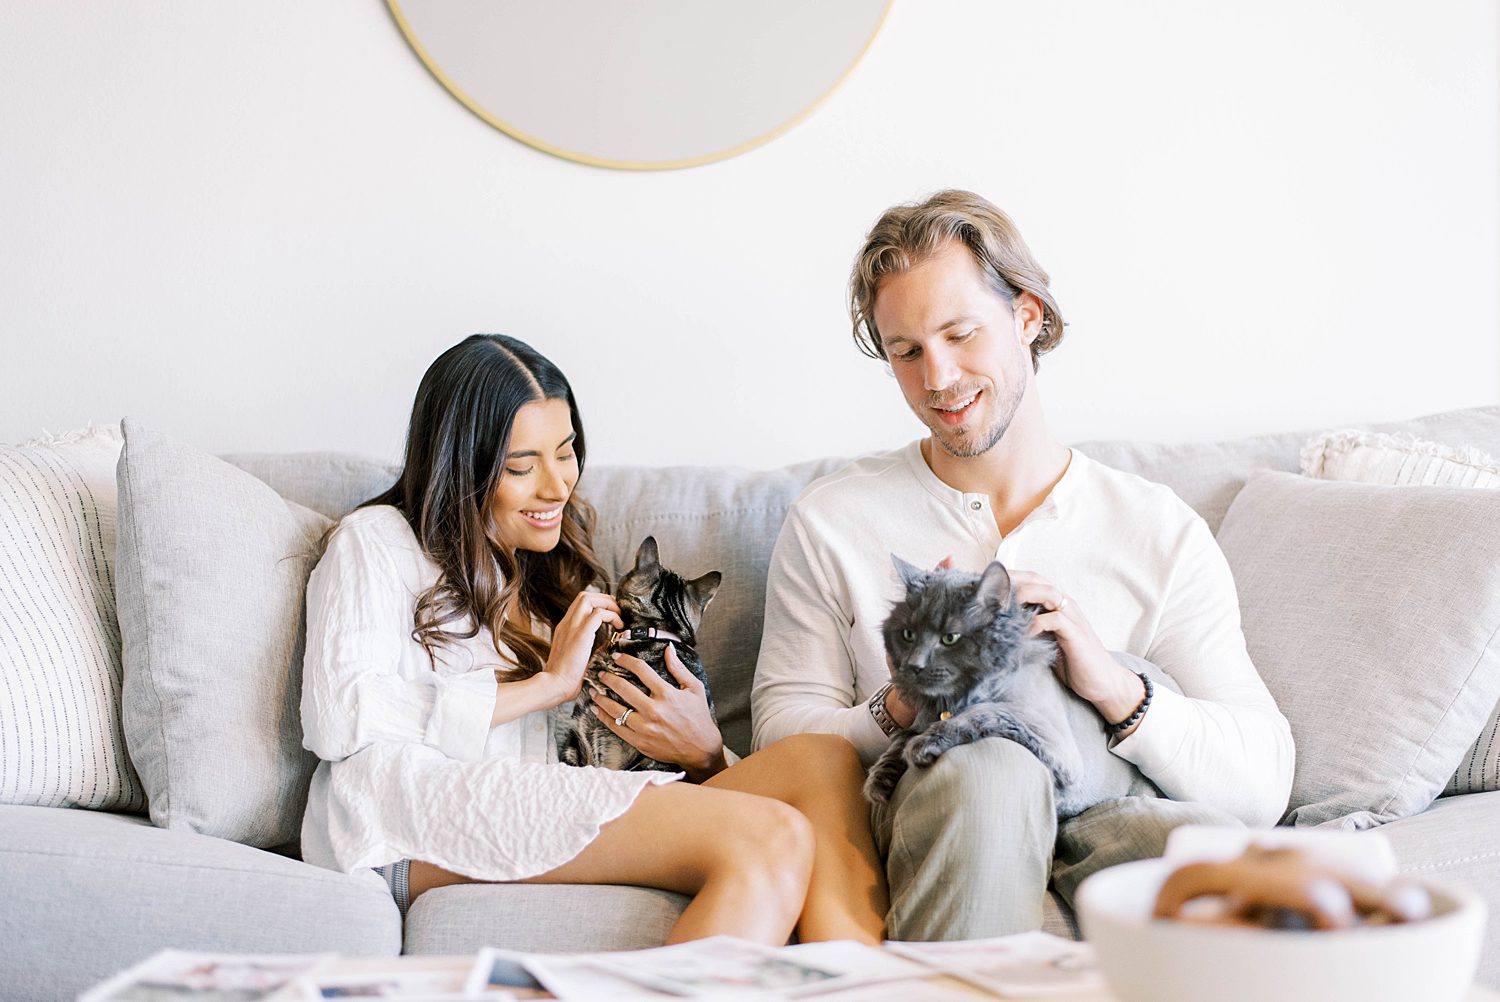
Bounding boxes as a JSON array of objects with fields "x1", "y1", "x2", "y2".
[
  {"x1": 892, "y1": 554, "x2": 926, "y2": 589},
  {"x1": 633, "y1": 536, "x2": 660, "y2": 573},
  {"x1": 685, "y1": 570, "x2": 722, "y2": 613},
  {"x1": 975, "y1": 561, "x2": 1012, "y2": 610}
]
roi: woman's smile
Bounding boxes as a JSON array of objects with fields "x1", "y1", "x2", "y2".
[{"x1": 520, "y1": 505, "x2": 563, "y2": 527}]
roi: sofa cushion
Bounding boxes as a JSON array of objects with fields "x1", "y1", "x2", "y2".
[
  {"x1": 1216, "y1": 472, "x2": 1500, "y2": 829},
  {"x1": 1379, "y1": 791, "x2": 1500, "y2": 988},
  {"x1": 117, "y1": 420, "x2": 329, "y2": 848},
  {"x1": 0, "y1": 425, "x2": 146, "y2": 814},
  {"x1": 0, "y1": 804, "x2": 400, "y2": 1002},
  {"x1": 400, "y1": 880, "x2": 1077, "y2": 955},
  {"x1": 1301, "y1": 428, "x2": 1500, "y2": 796}
]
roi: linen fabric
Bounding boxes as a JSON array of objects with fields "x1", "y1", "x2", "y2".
[
  {"x1": 753, "y1": 442, "x2": 1294, "y2": 826},
  {"x1": 1378, "y1": 790, "x2": 1500, "y2": 988},
  {"x1": 1215, "y1": 472, "x2": 1500, "y2": 829},
  {"x1": 0, "y1": 426, "x2": 146, "y2": 812},
  {"x1": 299, "y1": 505, "x2": 676, "y2": 880},
  {"x1": 403, "y1": 883, "x2": 688, "y2": 955},
  {"x1": 0, "y1": 803, "x2": 400, "y2": 1002},
  {"x1": 116, "y1": 419, "x2": 329, "y2": 847},
  {"x1": 1301, "y1": 429, "x2": 1500, "y2": 795}
]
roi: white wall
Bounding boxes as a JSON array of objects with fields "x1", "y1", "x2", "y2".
[{"x1": 2, "y1": 1, "x2": 1496, "y2": 469}]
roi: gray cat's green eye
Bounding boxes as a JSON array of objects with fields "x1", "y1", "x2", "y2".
[
  {"x1": 940, "y1": 632, "x2": 961, "y2": 646},
  {"x1": 901, "y1": 628, "x2": 915, "y2": 642}
]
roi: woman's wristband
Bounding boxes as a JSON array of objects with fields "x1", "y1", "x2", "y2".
[{"x1": 1106, "y1": 671, "x2": 1153, "y2": 735}]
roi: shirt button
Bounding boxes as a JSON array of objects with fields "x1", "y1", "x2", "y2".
[{"x1": 970, "y1": 500, "x2": 983, "y2": 510}]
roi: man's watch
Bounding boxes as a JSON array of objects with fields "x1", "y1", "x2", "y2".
[{"x1": 868, "y1": 681, "x2": 906, "y2": 738}]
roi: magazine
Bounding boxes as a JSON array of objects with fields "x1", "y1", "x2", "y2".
[
  {"x1": 79, "y1": 950, "x2": 335, "y2": 1002},
  {"x1": 886, "y1": 931, "x2": 1106, "y2": 998},
  {"x1": 296, "y1": 954, "x2": 482, "y2": 1000},
  {"x1": 582, "y1": 936, "x2": 924, "y2": 998},
  {"x1": 467, "y1": 947, "x2": 670, "y2": 1000}
]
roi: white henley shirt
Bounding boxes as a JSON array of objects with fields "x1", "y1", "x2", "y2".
[{"x1": 751, "y1": 442, "x2": 1294, "y2": 827}]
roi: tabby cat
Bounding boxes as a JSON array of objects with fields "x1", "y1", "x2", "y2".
[
  {"x1": 864, "y1": 556, "x2": 1174, "y2": 818},
  {"x1": 554, "y1": 536, "x2": 721, "y2": 772}
]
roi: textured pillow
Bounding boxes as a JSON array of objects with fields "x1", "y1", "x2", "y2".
[
  {"x1": 1217, "y1": 472, "x2": 1500, "y2": 829},
  {"x1": 1302, "y1": 429, "x2": 1500, "y2": 795},
  {"x1": 0, "y1": 426, "x2": 147, "y2": 812},
  {"x1": 117, "y1": 419, "x2": 330, "y2": 847},
  {"x1": 1302, "y1": 429, "x2": 1500, "y2": 489}
]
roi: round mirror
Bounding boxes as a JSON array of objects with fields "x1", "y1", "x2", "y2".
[{"x1": 388, "y1": 0, "x2": 891, "y2": 170}]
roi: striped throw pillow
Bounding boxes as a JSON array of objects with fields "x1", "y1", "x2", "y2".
[{"x1": 0, "y1": 425, "x2": 146, "y2": 812}]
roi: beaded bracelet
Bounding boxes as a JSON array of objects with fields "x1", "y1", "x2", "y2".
[{"x1": 1106, "y1": 671, "x2": 1153, "y2": 735}]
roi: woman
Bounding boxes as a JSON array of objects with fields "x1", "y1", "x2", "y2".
[{"x1": 299, "y1": 334, "x2": 886, "y2": 945}]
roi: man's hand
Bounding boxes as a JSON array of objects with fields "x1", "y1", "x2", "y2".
[
  {"x1": 590, "y1": 645, "x2": 727, "y2": 782},
  {"x1": 1008, "y1": 569, "x2": 1148, "y2": 737}
]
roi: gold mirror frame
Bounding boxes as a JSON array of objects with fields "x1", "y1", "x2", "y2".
[{"x1": 386, "y1": 1, "x2": 892, "y2": 171}]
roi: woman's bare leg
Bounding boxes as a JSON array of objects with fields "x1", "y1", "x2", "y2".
[
  {"x1": 707, "y1": 733, "x2": 887, "y2": 944},
  {"x1": 407, "y1": 781, "x2": 814, "y2": 945}
]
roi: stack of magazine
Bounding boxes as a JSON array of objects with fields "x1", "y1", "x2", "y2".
[{"x1": 81, "y1": 930, "x2": 1106, "y2": 1001}]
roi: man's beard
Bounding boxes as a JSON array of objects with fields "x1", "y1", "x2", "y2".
[{"x1": 928, "y1": 377, "x2": 1026, "y2": 459}]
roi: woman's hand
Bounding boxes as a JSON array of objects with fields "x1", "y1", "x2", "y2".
[
  {"x1": 591, "y1": 645, "x2": 727, "y2": 782},
  {"x1": 538, "y1": 591, "x2": 623, "y2": 707},
  {"x1": 1009, "y1": 569, "x2": 1148, "y2": 737}
]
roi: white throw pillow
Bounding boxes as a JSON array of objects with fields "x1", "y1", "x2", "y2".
[
  {"x1": 0, "y1": 425, "x2": 146, "y2": 811},
  {"x1": 1301, "y1": 428, "x2": 1500, "y2": 795}
]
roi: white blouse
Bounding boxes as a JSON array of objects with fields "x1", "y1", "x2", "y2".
[{"x1": 298, "y1": 505, "x2": 676, "y2": 880}]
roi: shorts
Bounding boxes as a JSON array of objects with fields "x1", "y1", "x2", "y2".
[{"x1": 373, "y1": 858, "x2": 411, "y2": 918}]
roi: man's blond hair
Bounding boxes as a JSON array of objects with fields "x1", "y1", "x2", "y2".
[{"x1": 848, "y1": 190, "x2": 1065, "y2": 372}]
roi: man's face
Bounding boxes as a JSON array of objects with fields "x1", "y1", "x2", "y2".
[{"x1": 872, "y1": 240, "x2": 1039, "y2": 459}]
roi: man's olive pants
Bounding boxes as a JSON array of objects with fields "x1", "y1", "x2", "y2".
[{"x1": 871, "y1": 736, "x2": 1243, "y2": 939}]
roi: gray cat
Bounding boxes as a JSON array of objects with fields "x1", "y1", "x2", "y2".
[{"x1": 864, "y1": 556, "x2": 1176, "y2": 819}]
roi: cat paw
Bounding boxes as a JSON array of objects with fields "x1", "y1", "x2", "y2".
[
  {"x1": 904, "y1": 732, "x2": 948, "y2": 768},
  {"x1": 863, "y1": 771, "x2": 898, "y2": 804}
]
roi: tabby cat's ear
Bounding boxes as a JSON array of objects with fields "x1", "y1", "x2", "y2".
[
  {"x1": 686, "y1": 570, "x2": 722, "y2": 613},
  {"x1": 975, "y1": 561, "x2": 1013, "y2": 610},
  {"x1": 892, "y1": 554, "x2": 926, "y2": 589},
  {"x1": 633, "y1": 536, "x2": 661, "y2": 573}
]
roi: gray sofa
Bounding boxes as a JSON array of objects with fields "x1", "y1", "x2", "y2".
[{"x1": 3, "y1": 405, "x2": 1499, "y2": 1001}]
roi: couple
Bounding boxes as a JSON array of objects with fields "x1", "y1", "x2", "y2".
[{"x1": 297, "y1": 190, "x2": 1294, "y2": 946}]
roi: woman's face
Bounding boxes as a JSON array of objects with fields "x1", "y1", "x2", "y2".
[{"x1": 490, "y1": 397, "x2": 580, "y2": 553}]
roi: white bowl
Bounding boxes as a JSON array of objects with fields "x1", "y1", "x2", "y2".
[{"x1": 1075, "y1": 858, "x2": 1487, "y2": 1002}]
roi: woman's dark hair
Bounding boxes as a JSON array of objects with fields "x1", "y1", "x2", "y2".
[{"x1": 353, "y1": 334, "x2": 607, "y2": 680}]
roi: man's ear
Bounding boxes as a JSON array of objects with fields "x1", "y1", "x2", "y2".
[
  {"x1": 1014, "y1": 290, "x2": 1046, "y2": 347},
  {"x1": 633, "y1": 536, "x2": 660, "y2": 574},
  {"x1": 975, "y1": 561, "x2": 1012, "y2": 611},
  {"x1": 892, "y1": 554, "x2": 926, "y2": 589}
]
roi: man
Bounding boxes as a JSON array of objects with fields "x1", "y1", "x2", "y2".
[{"x1": 751, "y1": 190, "x2": 1294, "y2": 939}]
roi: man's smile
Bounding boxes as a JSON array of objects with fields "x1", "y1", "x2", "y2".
[{"x1": 932, "y1": 389, "x2": 982, "y2": 426}]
